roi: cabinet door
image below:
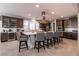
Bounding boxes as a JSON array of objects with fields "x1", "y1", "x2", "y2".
[
  {"x1": 1, "y1": 33, "x2": 8, "y2": 42},
  {"x1": 9, "y1": 18, "x2": 17, "y2": 28},
  {"x1": 72, "y1": 33, "x2": 77, "y2": 40},
  {"x1": 63, "y1": 32, "x2": 68, "y2": 38},
  {"x1": 56, "y1": 20, "x2": 62, "y2": 26},
  {"x1": 63, "y1": 32, "x2": 72, "y2": 39},
  {"x1": 9, "y1": 33, "x2": 15, "y2": 39},
  {"x1": 56, "y1": 20, "x2": 64, "y2": 31},
  {"x1": 64, "y1": 20, "x2": 68, "y2": 28},
  {"x1": 2, "y1": 16, "x2": 10, "y2": 28},
  {"x1": 67, "y1": 32, "x2": 72, "y2": 39},
  {"x1": 71, "y1": 19, "x2": 77, "y2": 28},
  {"x1": 17, "y1": 19, "x2": 23, "y2": 28}
]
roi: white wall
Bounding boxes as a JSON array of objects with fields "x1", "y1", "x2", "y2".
[
  {"x1": 77, "y1": 13, "x2": 79, "y2": 41},
  {"x1": 51, "y1": 19, "x2": 56, "y2": 32},
  {"x1": 0, "y1": 20, "x2": 2, "y2": 32}
]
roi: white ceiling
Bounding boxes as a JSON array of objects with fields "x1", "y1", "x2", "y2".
[{"x1": 0, "y1": 3, "x2": 78, "y2": 20}]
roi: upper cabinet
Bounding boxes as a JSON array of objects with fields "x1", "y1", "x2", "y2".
[
  {"x1": 69, "y1": 16, "x2": 77, "y2": 28},
  {"x1": 9, "y1": 18, "x2": 17, "y2": 28},
  {"x1": 56, "y1": 20, "x2": 64, "y2": 31},
  {"x1": 2, "y1": 16, "x2": 23, "y2": 28},
  {"x1": 64, "y1": 16, "x2": 77, "y2": 28},
  {"x1": 56, "y1": 15, "x2": 78, "y2": 31},
  {"x1": 17, "y1": 19, "x2": 23, "y2": 28},
  {"x1": 56, "y1": 20, "x2": 62, "y2": 26},
  {"x1": 64, "y1": 20, "x2": 69, "y2": 28},
  {"x1": 2, "y1": 16, "x2": 10, "y2": 28}
]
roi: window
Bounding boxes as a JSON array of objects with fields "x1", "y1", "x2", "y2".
[
  {"x1": 24, "y1": 20, "x2": 29, "y2": 31},
  {"x1": 30, "y1": 21, "x2": 35, "y2": 30},
  {"x1": 24, "y1": 20, "x2": 39, "y2": 32}
]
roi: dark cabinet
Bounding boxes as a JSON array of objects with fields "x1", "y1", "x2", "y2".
[
  {"x1": 56, "y1": 16, "x2": 77, "y2": 30},
  {"x1": 56, "y1": 20, "x2": 62, "y2": 26},
  {"x1": 9, "y1": 18, "x2": 17, "y2": 28},
  {"x1": 63, "y1": 32, "x2": 77, "y2": 40},
  {"x1": 1, "y1": 32, "x2": 15, "y2": 42},
  {"x1": 2, "y1": 16, "x2": 23, "y2": 28},
  {"x1": 2, "y1": 16, "x2": 10, "y2": 28},
  {"x1": 64, "y1": 20, "x2": 69, "y2": 28},
  {"x1": 17, "y1": 19, "x2": 23, "y2": 28},
  {"x1": 56, "y1": 20, "x2": 64, "y2": 31},
  {"x1": 1, "y1": 33, "x2": 8, "y2": 42},
  {"x1": 63, "y1": 32, "x2": 67, "y2": 38},
  {"x1": 9, "y1": 33, "x2": 15, "y2": 39},
  {"x1": 63, "y1": 32, "x2": 72, "y2": 39},
  {"x1": 69, "y1": 16, "x2": 77, "y2": 28},
  {"x1": 72, "y1": 33, "x2": 77, "y2": 40}
]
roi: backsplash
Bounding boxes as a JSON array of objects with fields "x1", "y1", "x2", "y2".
[
  {"x1": 0, "y1": 28, "x2": 24, "y2": 32},
  {"x1": 65, "y1": 28, "x2": 77, "y2": 32}
]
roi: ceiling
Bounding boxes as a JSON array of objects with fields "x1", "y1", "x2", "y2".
[{"x1": 0, "y1": 3, "x2": 78, "y2": 20}]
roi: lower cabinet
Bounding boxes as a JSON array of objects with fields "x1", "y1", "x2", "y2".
[
  {"x1": 72, "y1": 33, "x2": 77, "y2": 40},
  {"x1": 63, "y1": 32, "x2": 77, "y2": 40},
  {"x1": 1, "y1": 33, "x2": 8, "y2": 42},
  {"x1": 9, "y1": 33, "x2": 15, "y2": 39},
  {"x1": 8, "y1": 33, "x2": 15, "y2": 41},
  {"x1": 1, "y1": 32, "x2": 15, "y2": 42}
]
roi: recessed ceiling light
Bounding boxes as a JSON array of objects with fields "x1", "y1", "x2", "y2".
[
  {"x1": 51, "y1": 12, "x2": 55, "y2": 14},
  {"x1": 61, "y1": 16, "x2": 64, "y2": 18},
  {"x1": 35, "y1": 4, "x2": 39, "y2": 8}
]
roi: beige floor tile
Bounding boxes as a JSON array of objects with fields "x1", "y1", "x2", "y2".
[{"x1": 0, "y1": 38, "x2": 79, "y2": 56}]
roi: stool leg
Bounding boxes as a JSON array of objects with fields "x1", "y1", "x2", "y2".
[
  {"x1": 53, "y1": 39, "x2": 55, "y2": 45},
  {"x1": 56, "y1": 38, "x2": 59, "y2": 44},
  {"x1": 19, "y1": 41, "x2": 21, "y2": 52},
  {"x1": 38, "y1": 42, "x2": 40, "y2": 52},
  {"x1": 47, "y1": 40, "x2": 49, "y2": 48},
  {"x1": 43, "y1": 41, "x2": 45, "y2": 49},
  {"x1": 50, "y1": 39, "x2": 53, "y2": 46},
  {"x1": 25, "y1": 41, "x2": 28, "y2": 50},
  {"x1": 34, "y1": 41, "x2": 36, "y2": 49},
  {"x1": 59, "y1": 37, "x2": 61, "y2": 43}
]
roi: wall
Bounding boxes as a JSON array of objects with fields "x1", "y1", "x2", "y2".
[
  {"x1": 77, "y1": 13, "x2": 79, "y2": 41},
  {"x1": 51, "y1": 19, "x2": 56, "y2": 32},
  {"x1": 0, "y1": 20, "x2": 2, "y2": 32}
]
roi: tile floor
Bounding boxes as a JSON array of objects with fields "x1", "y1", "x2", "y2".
[{"x1": 0, "y1": 38, "x2": 79, "y2": 56}]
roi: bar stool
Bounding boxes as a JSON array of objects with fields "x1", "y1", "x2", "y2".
[
  {"x1": 16, "y1": 31, "x2": 29, "y2": 52},
  {"x1": 53, "y1": 32, "x2": 61, "y2": 45},
  {"x1": 19, "y1": 35, "x2": 29, "y2": 52},
  {"x1": 34, "y1": 32, "x2": 45, "y2": 52},
  {"x1": 45, "y1": 32, "x2": 53, "y2": 48},
  {"x1": 57, "y1": 31, "x2": 63, "y2": 42}
]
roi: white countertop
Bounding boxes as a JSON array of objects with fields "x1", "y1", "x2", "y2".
[
  {"x1": 23, "y1": 32, "x2": 37, "y2": 35},
  {"x1": 1, "y1": 32, "x2": 15, "y2": 33}
]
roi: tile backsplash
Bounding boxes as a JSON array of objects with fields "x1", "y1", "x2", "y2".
[
  {"x1": 0, "y1": 20, "x2": 24, "y2": 32},
  {"x1": 65, "y1": 28, "x2": 77, "y2": 32}
]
